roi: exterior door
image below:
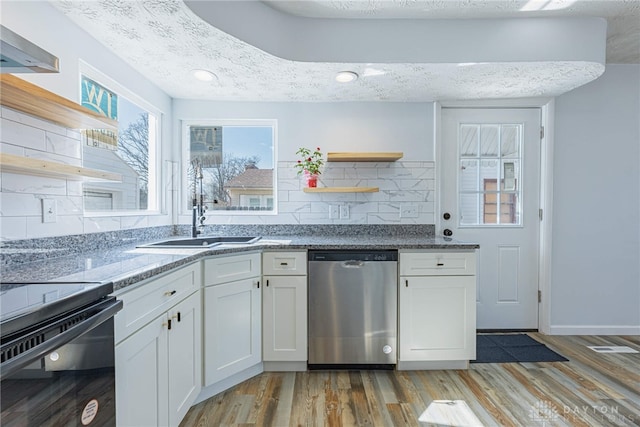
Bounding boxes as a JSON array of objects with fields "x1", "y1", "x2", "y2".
[{"x1": 441, "y1": 108, "x2": 541, "y2": 329}]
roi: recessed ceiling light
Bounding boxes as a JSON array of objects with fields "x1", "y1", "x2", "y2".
[
  {"x1": 335, "y1": 71, "x2": 358, "y2": 83},
  {"x1": 192, "y1": 69, "x2": 216, "y2": 82}
]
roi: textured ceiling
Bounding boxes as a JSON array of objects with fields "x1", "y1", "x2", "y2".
[
  {"x1": 50, "y1": 0, "x2": 635, "y2": 102},
  {"x1": 266, "y1": 0, "x2": 640, "y2": 65}
]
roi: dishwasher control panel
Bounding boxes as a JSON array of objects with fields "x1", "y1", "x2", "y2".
[{"x1": 308, "y1": 250, "x2": 398, "y2": 262}]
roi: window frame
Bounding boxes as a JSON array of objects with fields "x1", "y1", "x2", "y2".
[
  {"x1": 181, "y1": 118, "x2": 278, "y2": 217},
  {"x1": 79, "y1": 61, "x2": 162, "y2": 217}
]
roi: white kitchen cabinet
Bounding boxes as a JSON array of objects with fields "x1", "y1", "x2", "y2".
[
  {"x1": 262, "y1": 275, "x2": 307, "y2": 363},
  {"x1": 262, "y1": 251, "x2": 307, "y2": 369},
  {"x1": 398, "y1": 251, "x2": 476, "y2": 370},
  {"x1": 203, "y1": 253, "x2": 261, "y2": 386},
  {"x1": 115, "y1": 263, "x2": 202, "y2": 427}
]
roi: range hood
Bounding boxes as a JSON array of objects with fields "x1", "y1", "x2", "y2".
[{"x1": 1, "y1": 25, "x2": 59, "y2": 73}]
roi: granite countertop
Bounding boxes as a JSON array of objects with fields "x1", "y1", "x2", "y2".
[{"x1": 1, "y1": 235, "x2": 478, "y2": 292}]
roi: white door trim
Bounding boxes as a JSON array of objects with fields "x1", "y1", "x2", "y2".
[{"x1": 434, "y1": 99, "x2": 554, "y2": 334}]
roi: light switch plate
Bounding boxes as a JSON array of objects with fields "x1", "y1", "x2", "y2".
[
  {"x1": 339, "y1": 205, "x2": 350, "y2": 219},
  {"x1": 42, "y1": 199, "x2": 57, "y2": 223}
]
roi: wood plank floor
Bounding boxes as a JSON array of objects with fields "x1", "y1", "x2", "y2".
[{"x1": 181, "y1": 334, "x2": 640, "y2": 426}]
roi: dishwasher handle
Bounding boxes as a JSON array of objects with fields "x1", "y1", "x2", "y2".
[{"x1": 342, "y1": 260, "x2": 365, "y2": 268}]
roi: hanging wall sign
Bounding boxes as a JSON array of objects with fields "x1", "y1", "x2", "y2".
[
  {"x1": 81, "y1": 76, "x2": 118, "y2": 150},
  {"x1": 81, "y1": 76, "x2": 118, "y2": 120},
  {"x1": 190, "y1": 126, "x2": 223, "y2": 167}
]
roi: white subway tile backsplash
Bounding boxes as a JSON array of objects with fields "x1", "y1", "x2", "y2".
[
  {"x1": 83, "y1": 216, "x2": 122, "y2": 233},
  {"x1": 45, "y1": 132, "x2": 82, "y2": 159},
  {"x1": 2, "y1": 106, "x2": 70, "y2": 137},
  {"x1": 0, "y1": 217, "x2": 27, "y2": 240},
  {"x1": 0, "y1": 193, "x2": 43, "y2": 216},
  {"x1": 1, "y1": 118, "x2": 46, "y2": 151},
  {"x1": 1, "y1": 172, "x2": 67, "y2": 196},
  {"x1": 26, "y1": 215, "x2": 84, "y2": 238},
  {"x1": 0, "y1": 142, "x2": 26, "y2": 156}
]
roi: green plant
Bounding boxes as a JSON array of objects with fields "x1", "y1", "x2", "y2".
[{"x1": 294, "y1": 146, "x2": 324, "y2": 175}]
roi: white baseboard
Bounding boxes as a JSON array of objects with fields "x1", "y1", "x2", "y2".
[
  {"x1": 194, "y1": 363, "x2": 264, "y2": 405},
  {"x1": 548, "y1": 325, "x2": 640, "y2": 335}
]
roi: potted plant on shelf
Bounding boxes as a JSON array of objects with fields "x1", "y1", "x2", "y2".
[{"x1": 294, "y1": 146, "x2": 324, "y2": 188}]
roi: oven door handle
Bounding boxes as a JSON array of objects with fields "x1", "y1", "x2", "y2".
[{"x1": 0, "y1": 298, "x2": 123, "y2": 380}]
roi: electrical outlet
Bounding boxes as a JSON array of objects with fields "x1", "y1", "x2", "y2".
[
  {"x1": 329, "y1": 205, "x2": 339, "y2": 219},
  {"x1": 42, "y1": 199, "x2": 57, "y2": 223},
  {"x1": 400, "y1": 205, "x2": 418, "y2": 218},
  {"x1": 339, "y1": 205, "x2": 350, "y2": 219}
]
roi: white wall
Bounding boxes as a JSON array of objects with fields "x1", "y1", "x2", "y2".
[
  {"x1": 173, "y1": 101, "x2": 436, "y2": 224},
  {"x1": 551, "y1": 64, "x2": 640, "y2": 334},
  {"x1": 0, "y1": 1, "x2": 173, "y2": 240}
]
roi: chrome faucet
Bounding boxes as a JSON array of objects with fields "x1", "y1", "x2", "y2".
[
  {"x1": 191, "y1": 163, "x2": 206, "y2": 238},
  {"x1": 191, "y1": 203, "x2": 206, "y2": 238}
]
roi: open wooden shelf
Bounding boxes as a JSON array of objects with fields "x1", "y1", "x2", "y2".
[
  {"x1": 0, "y1": 74, "x2": 118, "y2": 132},
  {"x1": 327, "y1": 152, "x2": 403, "y2": 162},
  {"x1": 0, "y1": 153, "x2": 122, "y2": 182},
  {"x1": 303, "y1": 187, "x2": 379, "y2": 193}
]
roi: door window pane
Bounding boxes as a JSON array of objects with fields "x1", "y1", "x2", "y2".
[
  {"x1": 459, "y1": 160, "x2": 479, "y2": 192},
  {"x1": 501, "y1": 125, "x2": 520, "y2": 158},
  {"x1": 480, "y1": 125, "x2": 499, "y2": 156},
  {"x1": 458, "y1": 123, "x2": 523, "y2": 226},
  {"x1": 459, "y1": 125, "x2": 479, "y2": 157}
]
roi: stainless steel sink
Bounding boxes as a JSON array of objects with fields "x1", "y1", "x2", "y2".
[{"x1": 138, "y1": 236, "x2": 261, "y2": 249}]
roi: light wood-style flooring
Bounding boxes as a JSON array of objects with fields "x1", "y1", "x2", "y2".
[{"x1": 181, "y1": 334, "x2": 640, "y2": 426}]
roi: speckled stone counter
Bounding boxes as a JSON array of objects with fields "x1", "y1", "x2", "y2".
[{"x1": 1, "y1": 233, "x2": 478, "y2": 292}]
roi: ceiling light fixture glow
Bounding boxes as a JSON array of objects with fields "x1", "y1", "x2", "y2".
[
  {"x1": 192, "y1": 69, "x2": 216, "y2": 82},
  {"x1": 335, "y1": 71, "x2": 358, "y2": 83}
]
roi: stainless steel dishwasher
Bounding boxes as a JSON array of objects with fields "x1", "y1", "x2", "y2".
[{"x1": 308, "y1": 250, "x2": 398, "y2": 368}]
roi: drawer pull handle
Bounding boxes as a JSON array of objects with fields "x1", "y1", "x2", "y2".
[
  {"x1": 280, "y1": 262, "x2": 288, "y2": 266},
  {"x1": 164, "y1": 290, "x2": 177, "y2": 296},
  {"x1": 437, "y1": 263, "x2": 444, "y2": 266}
]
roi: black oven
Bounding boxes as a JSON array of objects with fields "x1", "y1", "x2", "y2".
[{"x1": 1, "y1": 282, "x2": 122, "y2": 426}]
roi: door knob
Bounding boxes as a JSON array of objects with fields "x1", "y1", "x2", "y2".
[
  {"x1": 443, "y1": 212, "x2": 451, "y2": 220},
  {"x1": 443, "y1": 229, "x2": 453, "y2": 237}
]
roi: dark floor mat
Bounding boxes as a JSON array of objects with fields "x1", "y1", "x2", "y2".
[{"x1": 472, "y1": 334, "x2": 569, "y2": 363}]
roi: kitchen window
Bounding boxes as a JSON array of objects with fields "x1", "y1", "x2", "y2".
[
  {"x1": 182, "y1": 119, "x2": 276, "y2": 215},
  {"x1": 80, "y1": 66, "x2": 160, "y2": 213}
]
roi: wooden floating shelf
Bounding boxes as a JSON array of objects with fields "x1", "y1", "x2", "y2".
[
  {"x1": 327, "y1": 152, "x2": 403, "y2": 162},
  {"x1": 303, "y1": 187, "x2": 379, "y2": 193},
  {"x1": 0, "y1": 153, "x2": 122, "y2": 182},
  {"x1": 0, "y1": 74, "x2": 118, "y2": 132}
]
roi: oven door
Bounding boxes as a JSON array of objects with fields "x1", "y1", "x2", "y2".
[{"x1": 1, "y1": 297, "x2": 122, "y2": 427}]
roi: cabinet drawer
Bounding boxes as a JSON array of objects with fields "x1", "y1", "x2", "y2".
[
  {"x1": 262, "y1": 251, "x2": 307, "y2": 275},
  {"x1": 204, "y1": 252, "x2": 261, "y2": 285},
  {"x1": 115, "y1": 262, "x2": 201, "y2": 343},
  {"x1": 400, "y1": 251, "x2": 476, "y2": 276}
]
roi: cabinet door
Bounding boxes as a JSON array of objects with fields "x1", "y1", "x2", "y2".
[
  {"x1": 167, "y1": 291, "x2": 202, "y2": 427},
  {"x1": 399, "y1": 275, "x2": 476, "y2": 361},
  {"x1": 204, "y1": 278, "x2": 261, "y2": 385},
  {"x1": 262, "y1": 276, "x2": 307, "y2": 361},
  {"x1": 116, "y1": 315, "x2": 168, "y2": 427}
]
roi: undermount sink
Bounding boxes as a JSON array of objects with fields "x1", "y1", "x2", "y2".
[{"x1": 138, "y1": 236, "x2": 261, "y2": 249}]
